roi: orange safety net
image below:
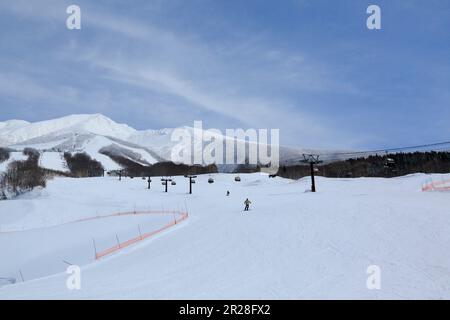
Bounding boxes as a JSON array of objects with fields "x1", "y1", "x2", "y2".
[
  {"x1": 422, "y1": 179, "x2": 450, "y2": 192},
  {"x1": 94, "y1": 211, "x2": 189, "y2": 260}
]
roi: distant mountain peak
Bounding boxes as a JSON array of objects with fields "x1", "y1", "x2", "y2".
[
  {"x1": 0, "y1": 113, "x2": 340, "y2": 173},
  {"x1": 0, "y1": 114, "x2": 138, "y2": 146}
]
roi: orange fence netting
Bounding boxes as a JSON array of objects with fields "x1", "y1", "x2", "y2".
[
  {"x1": 94, "y1": 210, "x2": 189, "y2": 260},
  {"x1": 422, "y1": 179, "x2": 450, "y2": 192}
]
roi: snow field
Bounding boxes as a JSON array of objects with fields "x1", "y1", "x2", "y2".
[
  {"x1": 0, "y1": 173, "x2": 449, "y2": 299},
  {"x1": 39, "y1": 152, "x2": 67, "y2": 172}
]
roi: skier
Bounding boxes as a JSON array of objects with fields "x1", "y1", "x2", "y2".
[
  {"x1": 226, "y1": 191, "x2": 230, "y2": 196},
  {"x1": 244, "y1": 198, "x2": 251, "y2": 211}
]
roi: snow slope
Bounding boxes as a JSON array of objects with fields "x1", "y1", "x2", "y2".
[
  {"x1": 39, "y1": 152, "x2": 67, "y2": 172},
  {"x1": 0, "y1": 114, "x2": 136, "y2": 146},
  {"x1": 0, "y1": 120, "x2": 30, "y2": 132},
  {"x1": 0, "y1": 173, "x2": 449, "y2": 299}
]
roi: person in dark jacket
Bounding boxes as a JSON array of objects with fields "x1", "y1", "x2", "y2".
[{"x1": 244, "y1": 198, "x2": 251, "y2": 211}]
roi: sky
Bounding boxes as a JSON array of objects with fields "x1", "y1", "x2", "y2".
[{"x1": 0, "y1": 0, "x2": 448, "y2": 149}]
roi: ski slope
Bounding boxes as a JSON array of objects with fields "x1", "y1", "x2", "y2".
[
  {"x1": 0, "y1": 173, "x2": 449, "y2": 299},
  {"x1": 39, "y1": 152, "x2": 67, "y2": 172}
]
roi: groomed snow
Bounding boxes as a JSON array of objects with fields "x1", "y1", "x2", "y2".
[
  {"x1": 80, "y1": 136, "x2": 126, "y2": 171},
  {"x1": 39, "y1": 152, "x2": 68, "y2": 172},
  {"x1": 0, "y1": 173, "x2": 449, "y2": 299}
]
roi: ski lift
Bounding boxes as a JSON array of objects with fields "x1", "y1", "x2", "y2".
[
  {"x1": 384, "y1": 156, "x2": 397, "y2": 176},
  {"x1": 384, "y1": 157, "x2": 396, "y2": 167},
  {"x1": 171, "y1": 180, "x2": 177, "y2": 186},
  {"x1": 234, "y1": 175, "x2": 241, "y2": 182},
  {"x1": 208, "y1": 178, "x2": 214, "y2": 184},
  {"x1": 384, "y1": 157, "x2": 396, "y2": 170}
]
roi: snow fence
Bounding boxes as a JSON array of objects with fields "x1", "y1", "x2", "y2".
[
  {"x1": 422, "y1": 178, "x2": 450, "y2": 192},
  {"x1": 0, "y1": 209, "x2": 189, "y2": 284},
  {"x1": 93, "y1": 210, "x2": 189, "y2": 260}
]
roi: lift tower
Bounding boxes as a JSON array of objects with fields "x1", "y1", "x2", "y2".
[
  {"x1": 161, "y1": 177, "x2": 172, "y2": 193},
  {"x1": 184, "y1": 175, "x2": 197, "y2": 194},
  {"x1": 300, "y1": 154, "x2": 323, "y2": 192}
]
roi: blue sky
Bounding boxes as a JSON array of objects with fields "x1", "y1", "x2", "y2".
[{"x1": 0, "y1": 0, "x2": 448, "y2": 149}]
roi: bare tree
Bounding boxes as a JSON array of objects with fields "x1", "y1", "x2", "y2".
[
  {"x1": 0, "y1": 148, "x2": 10, "y2": 163},
  {"x1": 64, "y1": 152, "x2": 104, "y2": 177},
  {"x1": 1, "y1": 148, "x2": 46, "y2": 199}
]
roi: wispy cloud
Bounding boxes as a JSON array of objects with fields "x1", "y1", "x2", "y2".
[
  {"x1": 1, "y1": 0, "x2": 448, "y2": 149},
  {"x1": 0, "y1": 0, "x2": 349, "y2": 146}
]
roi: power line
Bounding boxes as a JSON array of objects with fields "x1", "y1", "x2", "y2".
[{"x1": 317, "y1": 140, "x2": 450, "y2": 161}]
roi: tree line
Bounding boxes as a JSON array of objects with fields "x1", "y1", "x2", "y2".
[
  {"x1": 276, "y1": 152, "x2": 450, "y2": 180},
  {"x1": 0, "y1": 148, "x2": 47, "y2": 200},
  {"x1": 64, "y1": 152, "x2": 105, "y2": 177}
]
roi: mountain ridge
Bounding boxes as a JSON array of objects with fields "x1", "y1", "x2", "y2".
[{"x1": 0, "y1": 113, "x2": 343, "y2": 173}]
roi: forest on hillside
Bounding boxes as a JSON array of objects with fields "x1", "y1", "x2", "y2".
[{"x1": 276, "y1": 152, "x2": 450, "y2": 180}]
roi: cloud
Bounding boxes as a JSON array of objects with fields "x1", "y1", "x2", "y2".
[
  {"x1": 0, "y1": 73, "x2": 53, "y2": 100},
  {"x1": 0, "y1": 0, "x2": 365, "y2": 148}
]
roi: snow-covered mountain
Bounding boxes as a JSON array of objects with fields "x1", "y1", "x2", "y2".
[
  {"x1": 0, "y1": 114, "x2": 343, "y2": 173},
  {"x1": 0, "y1": 115, "x2": 164, "y2": 172},
  {"x1": 0, "y1": 114, "x2": 136, "y2": 146}
]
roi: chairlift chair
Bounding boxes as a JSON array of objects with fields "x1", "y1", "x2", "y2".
[
  {"x1": 384, "y1": 157, "x2": 397, "y2": 175},
  {"x1": 384, "y1": 158, "x2": 396, "y2": 168}
]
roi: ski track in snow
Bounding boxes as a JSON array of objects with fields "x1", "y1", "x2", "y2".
[{"x1": 0, "y1": 173, "x2": 449, "y2": 299}]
